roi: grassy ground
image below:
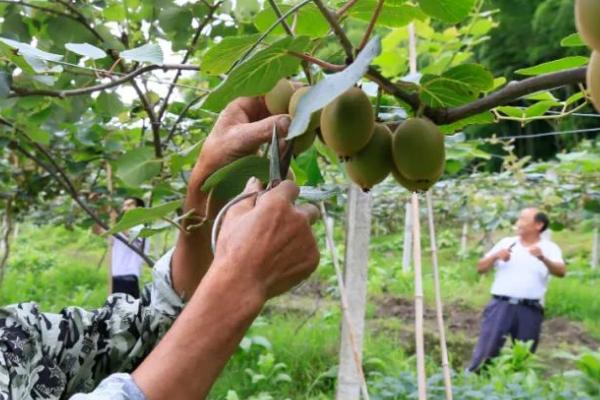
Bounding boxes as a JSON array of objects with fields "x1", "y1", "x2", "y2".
[{"x1": 1, "y1": 222, "x2": 598, "y2": 399}]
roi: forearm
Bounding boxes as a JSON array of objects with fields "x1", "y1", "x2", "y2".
[
  {"x1": 132, "y1": 260, "x2": 264, "y2": 399},
  {"x1": 477, "y1": 255, "x2": 496, "y2": 273},
  {"x1": 171, "y1": 160, "x2": 222, "y2": 300},
  {"x1": 540, "y1": 256, "x2": 566, "y2": 277}
]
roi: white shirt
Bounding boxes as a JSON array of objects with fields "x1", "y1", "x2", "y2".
[
  {"x1": 486, "y1": 236, "x2": 564, "y2": 301},
  {"x1": 111, "y1": 226, "x2": 149, "y2": 277}
]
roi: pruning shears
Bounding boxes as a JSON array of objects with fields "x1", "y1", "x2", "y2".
[{"x1": 210, "y1": 124, "x2": 293, "y2": 254}]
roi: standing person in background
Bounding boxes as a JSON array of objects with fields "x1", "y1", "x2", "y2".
[
  {"x1": 468, "y1": 208, "x2": 567, "y2": 372},
  {"x1": 110, "y1": 197, "x2": 149, "y2": 299}
]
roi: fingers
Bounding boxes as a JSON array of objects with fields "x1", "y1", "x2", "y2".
[
  {"x1": 260, "y1": 180, "x2": 299, "y2": 204},
  {"x1": 225, "y1": 177, "x2": 263, "y2": 218},
  {"x1": 297, "y1": 203, "x2": 321, "y2": 225},
  {"x1": 231, "y1": 115, "x2": 291, "y2": 151}
]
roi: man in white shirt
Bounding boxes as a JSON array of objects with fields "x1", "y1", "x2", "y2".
[
  {"x1": 111, "y1": 197, "x2": 149, "y2": 298},
  {"x1": 467, "y1": 208, "x2": 566, "y2": 372}
]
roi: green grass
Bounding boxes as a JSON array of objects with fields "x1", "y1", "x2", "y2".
[{"x1": 2, "y1": 222, "x2": 599, "y2": 399}]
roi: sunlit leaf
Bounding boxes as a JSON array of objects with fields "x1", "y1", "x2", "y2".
[
  {"x1": 114, "y1": 147, "x2": 162, "y2": 187},
  {"x1": 515, "y1": 56, "x2": 588, "y2": 76},
  {"x1": 201, "y1": 155, "x2": 270, "y2": 201},
  {"x1": 65, "y1": 42, "x2": 107, "y2": 59},
  {"x1": 418, "y1": 0, "x2": 477, "y2": 24},
  {"x1": 560, "y1": 33, "x2": 585, "y2": 48},
  {"x1": 105, "y1": 200, "x2": 182, "y2": 235},
  {"x1": 120, "y1": 43, "x2": 163, "y2": 64},
  {"x1": 201, "y1": 34, "x2": 261, "y2": 75}
]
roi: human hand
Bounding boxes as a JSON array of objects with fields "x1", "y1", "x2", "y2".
[
  {"x1": 211, "y1": 178, "x2": 320, "y2": 300},
  {"x1": 190, "y1": 97, "x2": 291, "y2": 188},
  {"x1": 495, "y1": 248, "x2": 512, "y2": 262},
  {"x1": 528, "y1": 245, "x2": 543, "y2": 259}
]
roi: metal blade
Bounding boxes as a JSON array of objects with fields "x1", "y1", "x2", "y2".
[{"x1": 269, "y1": 124, "x2": 282, "y2": 185}]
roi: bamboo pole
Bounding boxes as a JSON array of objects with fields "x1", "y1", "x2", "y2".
[
  {"x1": 324, "y1": 194, "x2": 371, "y2": 400},
  {"x1": 592, "y1": 226, "x2": 599, "y2": 270},
  {"x1": 426, "y1": 191, "x2": 453, "y2": 400},
  {"x1": 402, "y1": 201, "x2": 413, "y2": 273},
  {"x1": 412, "y1": 193, "x2": 427, "y2": 400}
]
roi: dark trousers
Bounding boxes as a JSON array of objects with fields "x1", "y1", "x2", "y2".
[
  {"x1": 468, "y1": 297, "x2": 543, "y2": 372},
  {"x1": 112, "y1": 274, "x2": 140, "y2": 299}
]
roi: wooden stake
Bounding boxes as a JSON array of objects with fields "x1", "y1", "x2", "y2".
[
  {"x1": 330, "y1": 186, "x2": 372, "y2": 400},
  {"x1": 411, "y1": 193, "x2": 427, "y2": 400},
  {"x1": 402, "y1": 201, "x2": 413, "y2": 273},
  {"x1": 592, "y1": 225, "x2": 599, "y2": 270},
  {"x1": 426, "y1": 191, "x2": 453, "y2": 400}
]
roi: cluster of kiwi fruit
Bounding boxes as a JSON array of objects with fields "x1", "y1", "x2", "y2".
[
  {"x1": 575, "y1": 0, "x2": 600, "y2": 112},
  {"x1": 265, "y1": 79, "x2": 445, "y2": 193}
]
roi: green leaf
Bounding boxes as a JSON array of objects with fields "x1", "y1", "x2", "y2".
[
  {"x1": 28, "y1": 128, "x2": 50, "y2": 145},
  {"x1": 420, "y1": 75, "x2": 474, "y2": 107},
  {"x1": 201, "y1": 155, "x2": 270, "y2": 201},
  {"x1": 560, "y1": 33, "x2": 585, "y2": 48},
  {"x1": 65, "y1": 42, "x2": 107, "y2": 59},
  {"x1": 287, "y1": 36, "x2": 381, "y2": 139},
  {"x1": 0, "y1": 71, "x2": 10, "y2": 99},
  {"x1": 169, "y1": 141, "x2": 203, "y2": 174},
  {"x1": 524, "y1": 101, "x2": 559, "y2": 118},
  {"x1": 439, "y1": 112, "x2": 494, "y2": 134},
  {"x1": 350, "y1": 1, "x2": 426, "y2": 28},
  {"x1": 524, "y1": 91, "x2": 557, "y2": 102},
  {"x1": 496, "y1": 106, "x2": 523, "y2": 118},
  {"x1": 418, "y1": 0, "x2": 476, "y2": 24},
  {"x1": 254, "y1": 4, "x2": 329, "y2": 37},
  {"x1": 114, "y1": 147, "x2": 162, "y2": 187},
  {"x1": 105, "y1": 200, "x2": 182, "y2": 235},
  {"x1": 515, "y1": 56, "x2": 589, "y2": 76},
  {"x1": 202, "y1": 36, "x2": 310, "y2": 112},
  {"x1": 294, "y1": 147, "x2": 323, "y2": 186},
  {"x1": 565, "y1": 91, "x2": 585, "y2": 106},
  {"x1": 94, "y1": 92, "x2": 124, "y2": 118},
  {"x1": 443, "y1": 64, "x2": 494, "y2": 92},
  {"x1": 201, "y1": 34, "x2": 261, "y2": 75},
  {"x1": 104, "y1": 3, "x2": 126, "y2": 21},
  {"x1": 159, "y1": 7, "x2": 193, "y2": 34},
  {"x1": 120, "y1": 43, "x2": 164, "y2": 64}
]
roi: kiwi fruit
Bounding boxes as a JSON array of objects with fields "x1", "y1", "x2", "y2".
[
  {"x1": 576, "y1": 0, "x2": 600, "y2": 51},
  {"x1": 320, "y1": 87, "x2": 374, "y2": 157},
  {"x1": 391, "y1": 165, "x2": 441, "y2": 193},
  {"x1": 345, "y1": 123, "x2": 394, "y2": 191},
  {"x1": 392, "y1": 118, "x2": 445, "y2": 183},
  {"x1": 587, "y1": 51, "x2": 600, "y2": 112},
  {"x1": 265, "y1": 79, "x2": 294, "y2": 115}
]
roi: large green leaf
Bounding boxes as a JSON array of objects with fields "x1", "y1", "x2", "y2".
[
  {"x1": 439, "y1": 111, "x2": 494, "y2": 134},
  {"x1": 418, "y1": 0, "x2": 476, "y2": 24},
  {"x1": 201, "y1": 34, "x2": 261, "y2": 75},
  {"x1": 159, "y1": 7, "x2": 193, "y2": 33},
  {"x1": 350, "y1": 1, "x2": 426, "y2": 28},
  {"x1": 202, "y1": 36, "x2": 310, "y2": 112},
  {"x1": 105, "y1": 200, "x2": 182, "y2": 235},
  {"x1": 201, "y1": 155, "x2": 270, "y2": 201},
  {"x1": 104, "y1": 3, "x2": 126, "y2": 21},
  {"x1": 120, "y1": 43, "x2": 164, "y2": 64},
  {"x1": 0, "y1": 37, "x2": 63, "y2": 62},
  {"x1": 515, "y1": 56, "x2": 589, "y2": 76},
  {"x1": 420, "y1": 64, "x2": 494, "y2": 107},
  {"x1": 114, "y1": 147, "x2": 162, "y2": 187},
  {"x1": 294, "y1": 147, "x2": 323, "y2": 186},
  {"x1": 443, "y1": 64, "x2": 494, "y2": 92},
  {"x1": 254, "y1": 4, "x2": 329, "y2": 37}
]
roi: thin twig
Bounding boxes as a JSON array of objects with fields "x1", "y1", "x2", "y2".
[
  {"x1": 357, "y1": 0, "x2": 384, "y2": 52},
  {"x1": 287, "y1": 51, "x2": 345, "y2": 72},
  {"x1": 336, "y1": 0, "x2": 359, "y2": 17},
  {"x1": 313, "y1": 0, "x2": 354, "y2": 61},
  {"x1": 9, "y1": 64, "x2": 200, "y2": 98}
]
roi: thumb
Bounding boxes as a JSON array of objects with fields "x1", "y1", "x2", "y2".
[
  {"x1": 226, "y1": 177, "x2": 263, "y2": 219},
  {"x1": 235, "y1": 115, "x2": 291, "y2": 151}
]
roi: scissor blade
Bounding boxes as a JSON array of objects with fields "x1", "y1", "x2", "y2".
[{"x1": 269, "y1": 124, "x2": 282, "y2": 184}]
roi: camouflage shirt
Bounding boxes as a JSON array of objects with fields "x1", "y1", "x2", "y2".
[{"x1": 0, "y1": 249, "x2": 185, "y2": 399}]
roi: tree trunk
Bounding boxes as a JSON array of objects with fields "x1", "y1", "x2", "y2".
[
  {"x1": 336, "y1": 185, "x2": 372, "y2": 400},
  {"x1": 402, "y1": 201, "x2": 413, "y2": 273}
]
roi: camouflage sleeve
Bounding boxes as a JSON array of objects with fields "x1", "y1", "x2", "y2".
[{"x1": 0, "y1": 248, "x2": 185, "y2": 399}]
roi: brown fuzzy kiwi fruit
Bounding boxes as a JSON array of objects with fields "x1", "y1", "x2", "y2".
[
  {"x1": 265, "y1": 79, "x2": 294, "y2": 115},
  {"x1": 320, "y1": 87, "x2": 374, "y2": 157},
  {"x1": 588, "y1": 51, "x2": 600, "y2": 112},
  {"x1": 345, "y1": 123, "x2": 394, "y2": 190},
  {"x1": 392, "y1": 118, "x2": 445, "y2": 183},
  {"x1": 576, "y1": 0, "x2": 600, "y2": 51},
  {"x1": 391, "y1": 165, "x2": 442, "y2": 193}
]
